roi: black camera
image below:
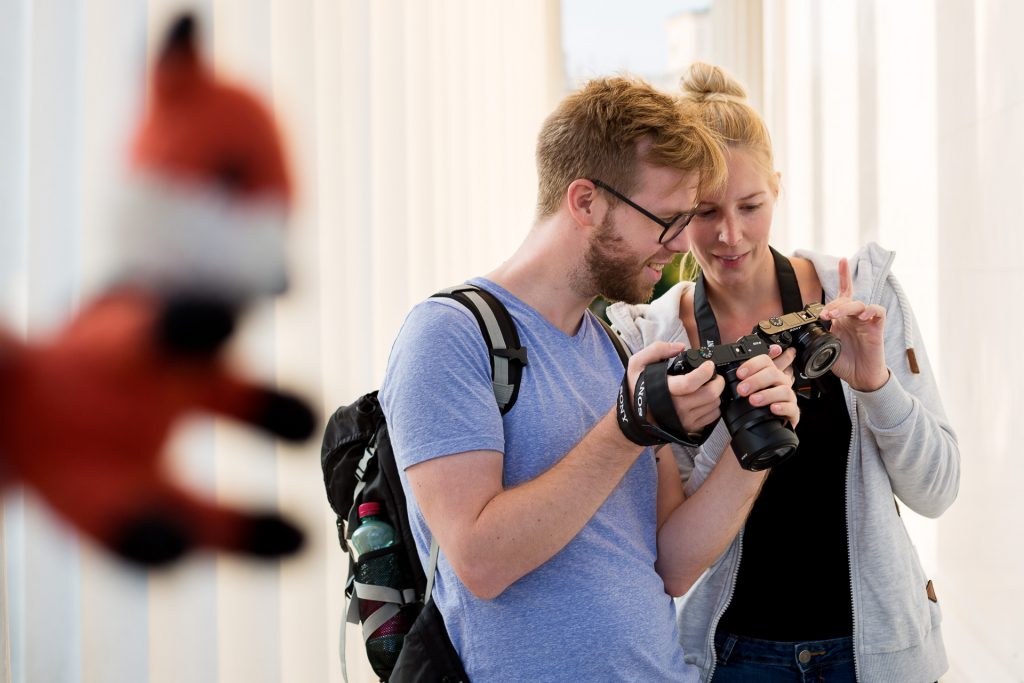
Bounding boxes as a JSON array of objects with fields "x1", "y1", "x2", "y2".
[
  {"x1": 754, "y1": 303, "x2": 841, "y2": 382},
  {"x1": 668, "y1": 335, "x2": 799, "y2": 471}
]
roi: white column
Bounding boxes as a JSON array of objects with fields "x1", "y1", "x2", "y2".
[
  {"x1": 0, "y1": 4, "x2": 32, "y2": 680},
  {"x1": 936, "y1": 3, "x2": 1024, "y2": 679},
  {"x1": 18, "y1": 2, "x2": 86, "y2": 682},
  {"x1": 709, "y1": 0, "x2": 764, "y2": 112},
  {"x1": 753, "y1": 0, "x2": 1024, "y2": 680}
]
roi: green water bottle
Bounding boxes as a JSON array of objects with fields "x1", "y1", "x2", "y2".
[{"x1": 350, "y1": 502, "x2": 410, "y2": 676}]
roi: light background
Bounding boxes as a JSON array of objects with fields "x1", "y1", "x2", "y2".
[{"x1": 0, "y1": 1, "x2": 1018, "y2": 681}]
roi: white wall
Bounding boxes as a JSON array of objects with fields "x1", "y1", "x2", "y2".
[
  {"x1": 934, "y1": 2, "x2": 1024, "y2": 680},
  {"x1": 742, "y1": 0, "x2": 1022, "y2": 679}
]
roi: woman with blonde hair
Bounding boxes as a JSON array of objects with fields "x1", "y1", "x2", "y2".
[{"x1": 607, "y1": 62, "x2": 959, "y2": 682}]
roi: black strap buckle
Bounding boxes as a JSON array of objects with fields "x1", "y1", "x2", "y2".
[{"x1": 493, "y1": 346, "x2": 528, "y2": 366}]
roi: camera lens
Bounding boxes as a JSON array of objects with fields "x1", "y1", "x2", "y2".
[
  {"x1": 806, "y1": 343, "x2": 838, "y2": 377},
  {"x1": 724, "y1": 400, "x2": 799, "y2": 470},
  {"x1": 792, "y1": 324, "x2": 842, "y2": 379},
  {"x1": 721, "y1": 365, "x2": 800, "y2": 471},
  {"x1": 742, "y1": 443, "x2": 799, "y2": 471}
]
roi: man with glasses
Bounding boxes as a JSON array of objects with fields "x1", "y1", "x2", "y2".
[
  {"x1": 379, "y1": 77, "x2": 798, "y2": 682},
  {"x1": 590, "y1": 177, "x2": 698, "y2": 243}
]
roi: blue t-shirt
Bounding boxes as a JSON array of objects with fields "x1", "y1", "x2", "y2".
[{"x1": 380, "y1": 279, "x2": 698, "y2": 682}]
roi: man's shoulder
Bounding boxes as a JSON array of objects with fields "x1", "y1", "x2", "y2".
[
  {"x1": 385, "y1": 287, "x2": 499, "y2": 383},
  {"x1": 380, "y1": 286, "x2": 508, "y2": 469},
  {"x1": 399, "y1": 292, "x2": 485, "y2": 342}
]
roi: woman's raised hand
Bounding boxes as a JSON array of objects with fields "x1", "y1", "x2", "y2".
[{"x1": 819, "y1": 258, "x2": 890, "y2": 392}]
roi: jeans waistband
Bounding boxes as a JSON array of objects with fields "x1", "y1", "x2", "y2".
[{"x1": 716, "y1": 632, "x2": 853, "y2": 673}]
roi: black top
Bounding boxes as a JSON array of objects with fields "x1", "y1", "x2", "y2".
[
  {"x1": 693, "y1": 247, "x2": 855, "y2": 641},
  {"x1": 716, "y1": 369, "x2": 854, "y2": 640}
]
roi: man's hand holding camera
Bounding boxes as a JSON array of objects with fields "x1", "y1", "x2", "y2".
[
  {"x1": 617, "y1": 340, "x2": 799, "y2": 450},
  {"x1": 630, "y1": 341, "x2": 723, "y2": 435}
]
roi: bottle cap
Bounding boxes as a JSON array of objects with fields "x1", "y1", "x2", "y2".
[{"x1": 358, "y1": 502, "x2": 381, "y2": 518}]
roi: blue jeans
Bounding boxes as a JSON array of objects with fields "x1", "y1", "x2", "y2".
[{"x1": 710, "y1": 632, "x2": 856, "y2": 683}]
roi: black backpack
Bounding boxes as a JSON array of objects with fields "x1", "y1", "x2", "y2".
[{"x1": 320, "y1": 285, "x2": 628, "y2": 682}]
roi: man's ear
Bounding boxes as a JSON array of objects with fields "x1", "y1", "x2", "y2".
[{"x1": 566, "y1": 179, "x2": 604, "y2": 229}]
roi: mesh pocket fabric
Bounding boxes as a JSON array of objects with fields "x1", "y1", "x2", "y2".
[
  {"x1": 357, "y1": 548, "x2": 407, "y2": 595},
  {"x1": 356, "y1": 546, "x2": 420, "y2": 679}
]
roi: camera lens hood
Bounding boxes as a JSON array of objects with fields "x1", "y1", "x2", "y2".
[{"x1": 722, "y1": 393, "x2": 799, "y2": 471}]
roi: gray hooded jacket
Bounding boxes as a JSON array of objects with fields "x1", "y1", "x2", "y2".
[{"x1": 606, "y1": 243, "x2": 959, "y2": 682}]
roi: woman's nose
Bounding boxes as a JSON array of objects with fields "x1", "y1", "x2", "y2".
[{"x1": 718, "y1": 214, "x2": 741, "y2": 246}]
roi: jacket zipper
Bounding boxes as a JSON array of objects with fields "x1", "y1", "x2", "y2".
[
  {"x1": 846, "y1": 392, "x2": 860, "y2": 681},
  {"x1": 704, "y1": 394, "x2": 863, "y2": 681},
  {"x1": 704, "y1": 529, "x2": 743, "y2": 681},
  {"x1": 852, "y1": 248, "x2": 894, "y2": 683}
]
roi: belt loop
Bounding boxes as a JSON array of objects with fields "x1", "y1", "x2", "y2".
[{"x1": 716, "y1": 633, "x2": 738, "y2": 665}]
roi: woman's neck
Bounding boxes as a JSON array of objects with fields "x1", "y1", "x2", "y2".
[
  {"x1": 684, "y1": 253, "x2": 823, "y2": 346},
  {"x1": 703, "y1": 256, "x2": 780, "y2": 325}
]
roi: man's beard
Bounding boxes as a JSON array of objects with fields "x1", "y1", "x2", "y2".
[{"x1": 574, "y1": 214, "x2": 659, "y2": 305}]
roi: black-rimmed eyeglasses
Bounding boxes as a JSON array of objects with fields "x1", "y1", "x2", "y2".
[{"x1": 589, "y1": 178, "x2": 696, "y2": 244}]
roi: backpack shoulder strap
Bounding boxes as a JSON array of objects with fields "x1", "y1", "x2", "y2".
[
  {"x1": 595, "y1": 314, "x2": 630, "y2": 367},
  {"x1": 432, "y1": 284, "x2": 528, "y2": 414}
]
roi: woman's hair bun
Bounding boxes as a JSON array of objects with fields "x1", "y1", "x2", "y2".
[{"x1": 680, "y1": 62, "x2": 747, "y2": 103}]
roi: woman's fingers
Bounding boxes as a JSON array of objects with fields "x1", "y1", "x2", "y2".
[
  {"x1": 770, "y1": 347, "x2": 797, "y2": 376},
  {"x1": 822, "y1": 299, "x2": 866, "y2": 320},
  {"x1": 857, "y1": 303, "x2": 886, "y2": 322},
  {"x1": 838, "y1": 257, "x2": 853, "y2": 299},
  {"x1": 771, "y1": 397, "x2": 800, "y2": 428},
  {"x1": 735, "y1": 355, "x2": 789, "y2": 395},
  {"x1": 747, "y1": 383, "x2": 795, "y2": 407},
  {"x1": 735, "y1": 353, "x2": 800, "y2": 427}
]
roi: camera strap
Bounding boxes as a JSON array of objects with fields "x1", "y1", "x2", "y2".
[
  {"x1": 693, "y1": 246, "x2": 804, "y2": 347},
  {"x1": 615, "y1": 372, "x2": 672, "y2": 447},
  {"x1": 615, "y1": 368, "x2": 708, "y2": 448},
  {"x1": 696, "y1": 248, "x2": 832, "y2": 399}
]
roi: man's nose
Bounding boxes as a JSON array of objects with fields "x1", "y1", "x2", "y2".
[{"x1": 662, "y1": 227, "x2": 690, "y2": 254}]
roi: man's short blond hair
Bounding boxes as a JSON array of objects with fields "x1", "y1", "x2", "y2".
[{"x1": 535, "y1": 76, "x2": 726, "y2": 217}]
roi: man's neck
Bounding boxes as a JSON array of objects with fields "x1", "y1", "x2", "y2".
[{"x1": 486, "y1": 219, "x2": 594, "y2": 336}]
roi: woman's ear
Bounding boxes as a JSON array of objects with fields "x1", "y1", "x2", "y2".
[
  {"x1": 566, "y1": 179, "x2": 603, "y2": 229},
  {"x1": 773, "y1": 171, "x2": 782, "y2": 199}
]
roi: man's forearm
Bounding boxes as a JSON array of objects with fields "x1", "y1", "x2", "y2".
[
  {"x1": 434, "y1": 410, "x2": 645, "y2": 599},
  {"x1": 655, "y1": 447, "x2": 766, "y2": 596}
]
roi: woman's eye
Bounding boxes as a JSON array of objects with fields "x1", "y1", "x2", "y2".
[
  {"x1": 694, "y1": 209, "x2": 716, "y2": 219},
  {"x1": 740, "y1": 203, "x2": 763, "y2": 212}
]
